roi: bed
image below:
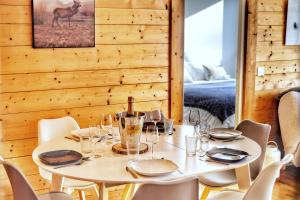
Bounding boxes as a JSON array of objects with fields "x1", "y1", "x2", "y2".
[{"x1": 184, "y1": 79, "x2": 236, "y2": 128}]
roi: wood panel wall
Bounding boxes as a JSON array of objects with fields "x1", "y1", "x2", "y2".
[
  {"x1": 244, "y1": 0, "x2": 300, "y2": 140},
  {"x1": 0, "y1": 0, "x2": 170, "y2": 198}
]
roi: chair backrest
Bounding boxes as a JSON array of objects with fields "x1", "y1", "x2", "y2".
[
  {"x1": 0, "y1": 156, "x2": 39, "y2": 200},
  {"x1": 38, "y1": 116, "x2": 80, "y2": 144},
  {"x1": 132, "y1": 177, "x2": 199, "y2": 200},
  {"x1": 243, "y1": 154, "x2": 293, "y2": 200},
  {"x1": 236, "y1": 120, "x2": 271, "y2": 179}
]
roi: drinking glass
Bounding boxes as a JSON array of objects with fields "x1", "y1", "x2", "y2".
[
  {"x1": 89, "y1": 124, "x2": 102, "y2": 158},
  {"x1": 126, "y1": 134, "x2": 141, "y2": 161},
  {"x1": 185, "y1": 135, "x2": 198, "y2": 157},
  {"x1": 164, "y1": 118, "x2": 174, "y2": 134},
  {"x1": 80, "y1": 133, "x2": 92, "y2": 156},
  {"x1": 198, "y1": 134, "x2": 210, "y2": 159},
  {"x1": 146, "y1": 125, "x2": 159, "y2": 159}
]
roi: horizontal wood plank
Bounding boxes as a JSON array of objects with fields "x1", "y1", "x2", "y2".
[
  {"x1": 0, "y1": 6, "x2": 169, "y2": 25},
  {"x1": 257, "y1": 12, "x2": 284, "y2": 26},
  {"x1": 257, "y1": 0, "x2": 285, "y2": 12},
  {"x1": 0, "y1": 0, "x2": 169, "y2": 10},
  {"x1": 1, "y1": 100, "x2": 168, "y2": 141},
  {"x1": 256, "y1": 42, "x2": 300, "y2": 62},
  {"x1": 0, "y1": 24, "x2": 168, "y2": 46},
  {"x1": 257, "y1": 25, "x2": 284, "y2": 42},
  {"x1": 0, "y1": 138, "x2": 37, "y2": 158},
  {"x1": 1, "y1": 83, "x2": 168, "y2": 114},
  {"x1": 1, "y1": 67, "x2": 168, "y2": 93},
  {"x1": 256, "y1": 72, "x2": 300, "y2": 91},
  {"x1": 0, "y1": 44, "x2": 168, "y2": 74},
  {"x1": 256, "y1": 60, "x2": 300, "y2": 74}
]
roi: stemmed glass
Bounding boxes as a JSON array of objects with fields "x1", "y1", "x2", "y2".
[
  {"x1": 189, "y1": 110, "x2": 201, "y2": 134},
  {"x1": 146, "y1": 125, "x2": 159, "y2": 159},
  {"x1": 89, "y1": 124, "x2": 103, "y2": 158},
  {"x1": 150, "y1": 109, "x2": 161, "y2": 129}
]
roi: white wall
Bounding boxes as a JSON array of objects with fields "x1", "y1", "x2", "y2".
[
  {"x1": 222, "y1": 0, "x2": 239, "y2": 78},
  {"x1": 184, "y1": 1, "x2": 223, "y2": 67}
]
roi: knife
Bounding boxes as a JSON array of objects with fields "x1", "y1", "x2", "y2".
[{"x1": 126, "y1": 166, "x2": 139, "y2": 179}]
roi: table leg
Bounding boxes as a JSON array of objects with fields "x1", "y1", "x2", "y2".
[
  {"x1": 51, "y1": 173, "x2": 64, "y2": 191},
  {"x1": 98, "y1": 183, "x2": 108, "y2": 200},
  {"x1": 235, "y1": 164, "x2": 251, "y2": 191}
]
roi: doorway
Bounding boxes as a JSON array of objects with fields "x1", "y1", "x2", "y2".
[{"x1": 182, "y1": 0, "x2": 246, "y2": 128}]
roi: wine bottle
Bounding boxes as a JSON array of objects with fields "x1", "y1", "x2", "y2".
[{"x1": 127, "y1": 96, "x2": 135, "y2": 117}]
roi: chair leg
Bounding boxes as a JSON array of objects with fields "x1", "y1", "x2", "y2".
[
  {"x1": 200, "y1": 187, "x2": 211, "y2": 200},
  {"x1": 78, "y1": 190, "x2": 86, "y2": 200},
  {"x1": 121, "y1": 184, "x2": 134, "y2": 200},
  {"x1": 64, "y1": 187, "x2": 74, "y2": 195},
  {"x1": 90, "y1": 185, "x2": 99, "y2": 199},
  {"x1": 98, "y1": 183, "x2": 108, "y2": 200}
]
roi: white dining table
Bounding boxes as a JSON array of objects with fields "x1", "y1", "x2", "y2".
[{"x1": 32, "y1": 125, "x2": 261, "y2": 200}]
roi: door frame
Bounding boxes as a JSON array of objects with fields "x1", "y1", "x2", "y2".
[{"x1": 169, "y1": 0, "x2": 247, "y2": 125}]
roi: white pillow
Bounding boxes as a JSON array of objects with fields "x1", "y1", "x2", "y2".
[
  {"x1": 185, "y1": 61, "x2": 208, "y2": 81},
  {"x1": 203, "y1": 65, "x2": 230, "y2": 80}
]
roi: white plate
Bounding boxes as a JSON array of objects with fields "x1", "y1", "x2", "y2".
[
  {"x1": 128, "y1": 159, "x2": 178, "y2": 177},
  {"x1": 209, "y1": 128, "x2": 242, "y2": 139}
]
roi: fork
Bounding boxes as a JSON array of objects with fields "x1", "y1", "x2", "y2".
[{"x1": 54, "y1": 159, "x2": 84, "y2": 169}]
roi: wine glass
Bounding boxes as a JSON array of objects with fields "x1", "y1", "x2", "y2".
[
  {"x1": 150, "y1": 109, "x2": 161, "y2": 128},
  {"x1": 89, "y1": 124, "x2": 103, "y2": 158},
  {"x1": 146, "y1": 125, "x2": 159, "y2": 159},
  {"x1": 189, "y1": 110, "x2": 201, "y2": 134}
]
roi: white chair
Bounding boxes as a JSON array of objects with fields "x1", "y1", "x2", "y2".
[
  {"x1": 207, "y1": 154, "x2": 293, "y2": 200},
  {"x1": 199, "y1": 120, "x2": 271, "y2": 199},
  {"x1": 0, "y1": 156, "x2": 73, "y2": 200},
  {"x1": 38, "y1": 116, "x2": 98, "y2": 200},
  {"x1": 132, "y1": 177, "x2": 199, "y2": 200}
]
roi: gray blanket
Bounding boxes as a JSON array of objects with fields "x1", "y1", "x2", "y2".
[{"x1": 184, "y1": 80, "x2": 236, "y2": 122}]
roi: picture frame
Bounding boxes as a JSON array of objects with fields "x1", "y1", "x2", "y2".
[{"x1": 32, "y1": 0, "x2": 95, "y2": 48}]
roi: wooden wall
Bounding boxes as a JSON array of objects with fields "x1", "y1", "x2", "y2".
[
  {"x1": 244, "y1": 0, "x2": 300, "y2": 140},
  {"x1": 0, "y1": 0, "x2": 170, "y2": 198}
]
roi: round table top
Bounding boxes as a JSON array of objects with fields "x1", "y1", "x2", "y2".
[{"x1": 32, "y1": 125, "x2": 261, "y2": 184}]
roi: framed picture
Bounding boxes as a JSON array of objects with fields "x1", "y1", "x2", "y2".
[
  {"x1": 32, "y1": 0, "x2": 95, "y2": 48},
  {"x1": 285, "y1": 0, "x2": 300, "y2": 45}
]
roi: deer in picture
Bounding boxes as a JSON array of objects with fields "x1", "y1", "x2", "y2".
[{"x1": 52, "y1": 0, "x2": 81, "y2": 27}]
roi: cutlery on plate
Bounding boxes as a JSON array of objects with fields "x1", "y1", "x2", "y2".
[
  {"x1": 54, "y1": 159, "x2": 84, "y2": 169},
  {"x1": 126, "y1": 166, "x2": 139, "y2": 179},
  {"x1": 222, "y1": 137, "x2": 245, "y2": 143},
  {"x1": 64, "y1": 136, "x2": 80, "y2": 142},
  {"x1": 203, "y1": 158, "x2": 230, "y2": 165}
]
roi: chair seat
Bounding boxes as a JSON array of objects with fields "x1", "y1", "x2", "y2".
[
  {"x1": 39, "y1": 192, "x2": 73, "y2": 200},
  {"x1": 198, "y1": 169, "x2": 237, "y2": 187},
  {"x1": 207, "y1": 191, "x2": 244, "y2": 200},
  {"x1": 40, "y1": 168, "x2": 95, "y2": 189}
]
